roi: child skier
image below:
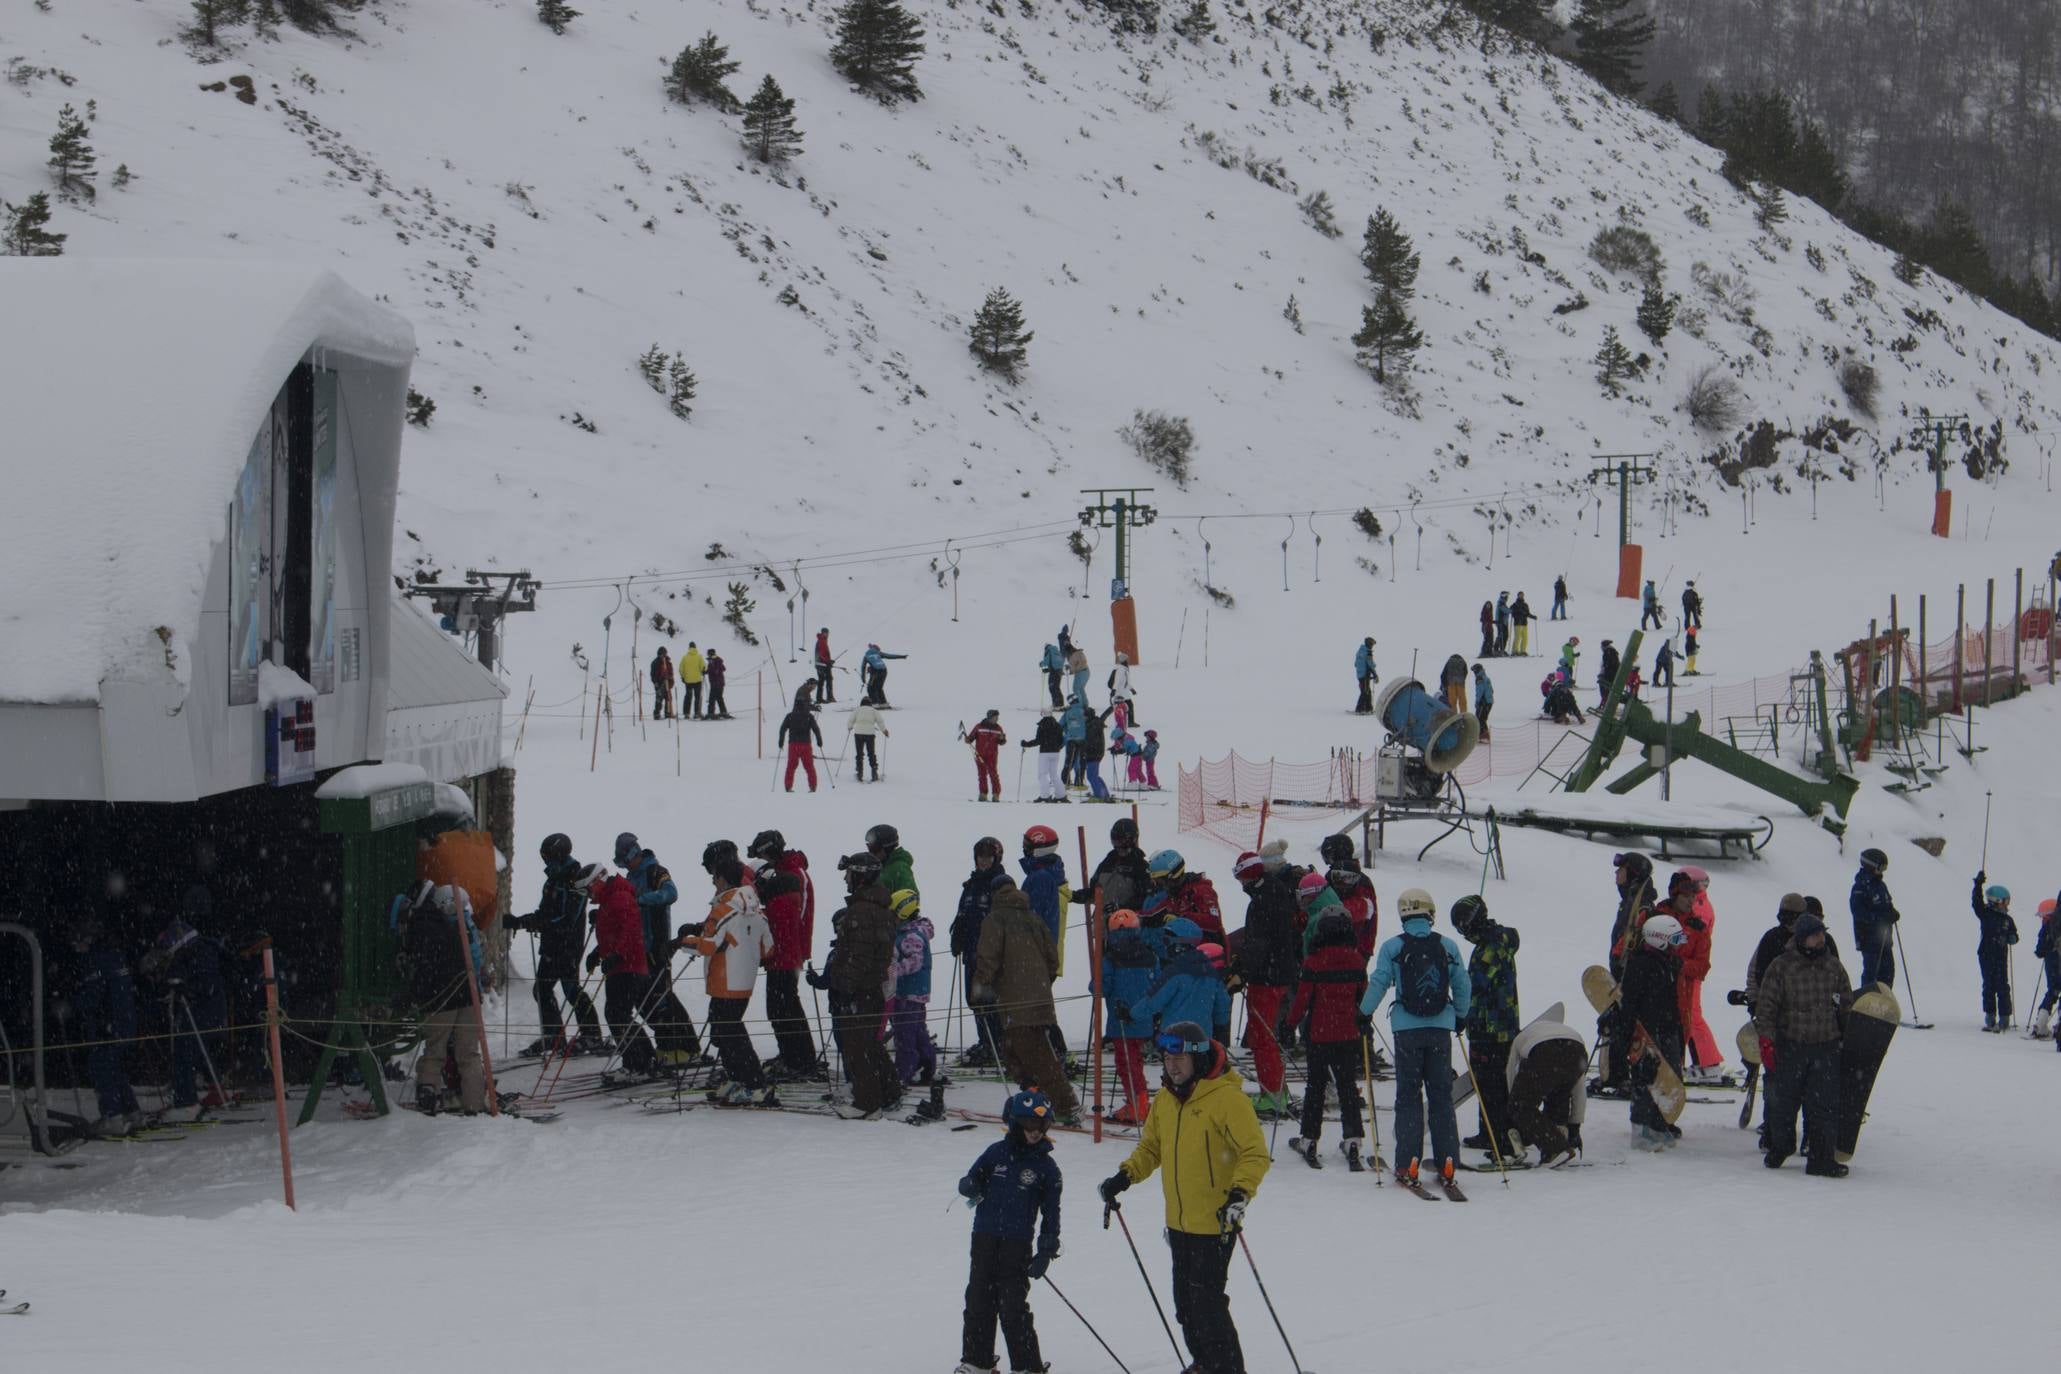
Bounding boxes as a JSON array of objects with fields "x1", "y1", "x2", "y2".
[
  {"x1": 888, "y1": 889, "x2": 939, "y2": 1087},
  {"x1": 1129, "y1": 921, "x2": 1230, "y2": 1047},
  {"x1": 1972, "y1": 872, "x2": 2020, "y2": 1030},
  {"x1": 1102, "y1": 909, "x2": 1160, "y2": 1124},
  {"x1": 954, "y1": 1090, "x2": 1063, "y2": 1374},
  {"x1": 1359, "y1": 888, "x2": 1471, "y2": 1189},
  {"x1": 1450, "y1": 894, "x2": 1520, "y2": 1156},
  {"x1": 1139, "y1": 729, "x2": 1161, "y2": 789},
  {"x1": 2034, "y1": 899, "x2": 2059, "y2": 1039},
  {"x1": 1281, "y1": 908, "x2": 1370, "y2": 1169}
]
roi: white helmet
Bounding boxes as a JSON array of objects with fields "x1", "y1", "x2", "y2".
[
  {"x1": 431, "y1": 884, "x2": 471, "y2": 919},
  {"x1": 1641, "y1": 913, "x2": 1685, "y2": 949},
  {"x1": 1397, "y1": 888, "x2": 1436, "y2": 920}
]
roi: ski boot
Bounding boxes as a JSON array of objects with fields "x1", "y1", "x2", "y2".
[
  {"x1": 1805, "y1": 1158, "x2": 1849, "y2": 1179},
  {"x1": 515, "y1": 1038, "x2": 552, "y2": 1060},
  {"x1": 1340, "y1": 1138, "x2": 1366, "y2": 1172},
  {"x1": 573, "y1": 1032, "x2": 607, "y2": 1057},
  {"x1": 1288, "y1": 1137, "x2": 1323, "y2": 1169},
  {"x1": 2034, "y1": 1010, "x2": 2052, "y2": 1038},
  {"x1": 415, "y1": 1084, "x2": 441, "y2": 1117},
  {"x1": 950, "y1": 1363, "x2": 998, "y2": 1374},
  {"x1": 1461, "y1": 1131, "x2": 1495, "y2": 1151}
]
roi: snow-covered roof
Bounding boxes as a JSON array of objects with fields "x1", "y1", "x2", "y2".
[{"x1": 0, "y1": 260, "x2": 414, "y2": 704}]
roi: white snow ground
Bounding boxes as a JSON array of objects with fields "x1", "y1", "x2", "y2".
[{"x1": 6, "y1": 0, "x2": 2061, "y2": 1366}]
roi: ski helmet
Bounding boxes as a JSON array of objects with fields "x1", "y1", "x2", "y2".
[
  {"x1": 1106, "y1": 908, "x2": 1141, "y2": 932},
  {"x1": 1003, "y1": 1089, "x2": 1055, "y2": 1126},
  {"x1": 1987, "y1": 883, "x2": 2011, "y2": 904},
  {"x1": 431, "y1": 884, "x2": 467, "y2": 919},
  {"x1": 1679, "y1": 865, "x2": 1710, "y2": 891},
  {"x1": 1641, "y1": 914, "x2": 1686, "y2": 949},
  {"x1": 540, "y1": 832, "x2": 574, "y2": 865},
  {"x1": 1110, "y1": 817, "x2": 1140, "y2": 847},
  {"x1": 2039, "y1": 899, "x2": 2057, "y2": 921},
  {"x1": 572, "y1": 863, "x2": 605, "y2": 892},
  {"x1": 1327, "y1": 865, "x2": 1360, "y2": 893},
  {"x1": 1613, "y1": 851, "x2": 1653, "y2": 882},
  {"x1": 1023, "y1": 824, "x2": 1060, "y2": 856},
  {"x1": 614, "y1": 832, "x2": 641, "y2": 867},
  {"x1": 701, "y1": 839, "x2": 741, "y2": 875},
  {"x1": 889, "y1": 889, "x2": 922, "y2": 922},
  {"x1": 973, "y1": 835, "x2": 1005, "y2": 865},
  {"x1": 746, "y1": 830, "x2": 787, "y2": 862},
  {"x1": 1450, "y1": 894, "x2": 1488, "y2": 936},
  {"x1": 838, "y1": 851, "x2": 884, "y2": 885},
  {"x1": 1147, "y1": 848, "x2": 1186, "y2": 883},
  {"x1": 1164, "y1": 917, "x2": 1203, "y2": 944},
  {"x1": 1196, "y1": 942, "x2": 1226, "y2": 970},
  {"x1": 865, "y1": 823, "x2": 900, "y2": 853},
  {"x1": 1155, "y1": 1020, "x2": 1212, "y2": 1055},
  {"x1": 1397, "y1": 888, "x2": 1436, "y2": 920},
  {"x1": 1318, "y1": 834, "x2": 1355, "y2": 868},
  {"x1": 1296, "y1": 871, "x2": 1329, "y2": 903},
  {"x1": 1859, "y1": 847, "x2": 1888, "y2": 873},
  {"x1": 1231, "y1": 851, "x2": 1266, "y2": 886}
]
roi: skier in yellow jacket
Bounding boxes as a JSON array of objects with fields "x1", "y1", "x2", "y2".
[
  {"x1": 679, "y1": 642, "x2": 708, "y2": 719},
  {"x1": 1099, "y1": 1020, "x2": 1269, "y2": 1374}
]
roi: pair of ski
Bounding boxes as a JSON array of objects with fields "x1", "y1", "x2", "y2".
[
  {"x1": 0, "y1": 1291, "x2": 27, "y2": 1316},
  {"x1": 1396, "y1": 1167, "x2": 1468, "y2": 1202}
]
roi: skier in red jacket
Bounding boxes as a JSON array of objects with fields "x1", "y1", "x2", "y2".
[
  {"x1": 1280, "y1": 909, "x2": 1371, "y2": 1169},
  {"x1": 750, "y1": 829, "x2": 819, "y2": 1078},
  {"x1": 968, "y1": 709, "x2": 1008, "y2": 802},
  {"x1": 1148, "y1": 849, "x2": 1224, "y2": 941},
  {"x1": 583, "y1": 866, "x2": 657, "y2": 1074},
  {"x1": 1666, "y1": 868, "x2": 1723, "y2": 1076}
]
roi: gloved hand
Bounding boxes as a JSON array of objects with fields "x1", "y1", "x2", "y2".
[
  {"x1": 1217, "y1": 1188, "x2": 1248, "y2": 1236},
  {"x1": 1027, "y1": 1243, "x2": 1058, "y2": 1280},
  {"x1": 1356, "y1": 1014, "x2": 1373, "y2": 1036},
  {"x1": 1113, "y1": 1001, "x2": 1133, "y2": 1022},
  {"x1": 677, "y1": 922, "x2": 705, "y2": 941},
  {"x1": 584, "y1": 951, "x2": 602, "y2": 975},
  {"x1": 1683, "y1": 916, "x2": 1706, "y2": 931},
  {"x1": 805, "y1": 964, "x2": 828, "y2": 990},
  {"x1": 970, "y1": 985, "x2": 998, "y2": 1008},
  {"x1": 958, "y1": 1173, "x2": 985, "y2": 1201},
  {"x1": 1758, "y1": 1037, "x2": 1777, "y2": 1073},
  {"x1": 1725, "y1": 989, "x2": 1749, "y2": 1007},
  {"x1": 1098, "y1": 1171, "x2": 1130, "y2": 1218}
]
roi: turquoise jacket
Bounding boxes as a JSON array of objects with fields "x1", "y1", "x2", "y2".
[{"x1": 1359, "y1": 915, "x2": 1471, "y2": 1032}]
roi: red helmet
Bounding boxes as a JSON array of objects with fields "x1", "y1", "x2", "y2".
[
  {"x1": 1107, "y1": 908, "x2": 1141, "y2": 931},
  {"x1": 1296, "y1": 871, "x2": 1329, "y2": 901},
  {"x1": 1231, "y1": 851, "x2": 1265, "y2": 884},
  {"x1": 1023, "y1": 824, "x2": 1060, "y2": 854},
  {"x1": 1196, "y1": 942, "x2": 1226, "y2": 969}
]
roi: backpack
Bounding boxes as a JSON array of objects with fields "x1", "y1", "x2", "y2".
[{"x1": 1394, "y1": 931, "x2": 1451, "y2": 1018}]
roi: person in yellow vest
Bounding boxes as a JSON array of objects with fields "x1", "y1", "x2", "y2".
[
  {"x1": 1098, "y1": 1021, "x2": 1269, "y2": 1374},
  {"x1": 679, "y1": 642, "x2": 708, "y2": 719}
]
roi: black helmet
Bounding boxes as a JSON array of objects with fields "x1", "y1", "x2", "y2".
[
  {"x1": 747, "y1": 830, "x2": 787, "y2": 862},
  {"x1": 701, "y1": 839, "x2": 740, "y2": 875},
  {"x1": 1613, "y1": 851, "x2": 1653, "y2": 882},
  {"x1": 1318, "y1": 834, "x2": 1355, "y2": 867},
  {"x1": 1859, "y1": 847, "x2": 1888, "y2": 873},
  {"x1": 1110, "y1": 817, "x2": 1139, "y2": 847},
  {"x1": 839, "y1": 851, "x2": 884, "y2": 885},
  {"x1": 973, "y1": 836, "x2": 1005, "y2": 864},
  {"x1": 864, "y1": 823, "x2": 900, "y2": 853},
  {"x1": 614, "y1": 832, "x2": 641, "y2": 867},
  {"x1": 540, "y1": 832, "x2": 574, "y2": 865},
  {"x1": 1450, "y1": 894, "x2": 1488, "y2": 936}
]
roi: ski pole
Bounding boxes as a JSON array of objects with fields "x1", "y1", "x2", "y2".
[
  {"x1": 1893, "y1": 923, "x2": 1924, "y2": 1025},
  {"x1": 1237, "y1": 1233, "x2": 1310, "y2": 1374},
  {"x1": 1015, "y1": 744, "x2": 1027, "y2": 803},
  {"x1": 1360, "y1": 1033, "x2": 1385, "y2": 1181},
  {"x1": 1982, "y1": 790, "x2": 1993, "y2": 869},
  {"x1": 1108, "y1": 1205, "x2": 1185, "y2": 1368},
  {"x1": 1456, "y1": 1029, "x2": 1512, "y2": 1188},
  {"x1": 177, "y1": 993, "x2": 235, "y2": 1117},
  {"x1": 1042, "y1": 1276, "x2": 1134, "y2": 1374}
]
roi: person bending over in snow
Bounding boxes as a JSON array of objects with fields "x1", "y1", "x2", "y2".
[
  {"x1": 1972, "y1": 872, "x2": 2020, "y2": 1031},
  {"x1": 1501, "y1": 1004, "x2": 1587, "y2": 1165},
  {"x1": 955, "y1": 1091, "x2": 1063, "y2": 1374},
  {"x1": 1099, "y1": 1021, "x2": 1269, "y2": 1374}
]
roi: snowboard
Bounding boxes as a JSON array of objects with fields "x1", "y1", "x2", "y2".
[
  {"x1": 1834, "y1": 984, "x2": 1900, "y2": 1163},
  {"x1": 1735, "y1": 1023, "x2": 1761, "y2": 1130},
  {"x1": 1580, "y1": 964, "x2": 1686, "y2": 1123}
]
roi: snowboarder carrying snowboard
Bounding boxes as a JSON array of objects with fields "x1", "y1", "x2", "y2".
[
  {"x1": 955, "y1": 1091, "x2": 1063, "y2": 1374},
  {"x1": 1098, "y1": 1021, "x2": 1269, "y2": 1374},
  {"x1": 1620, "y1": 913, "x2": 1687, "y2": 1150},
  {"x1": 1753, "y1": 912, "x2": 1850, "y2": 1176},
  {"x1": 1359, "y1": 888, "x2": 1471, "y2": 1189}
]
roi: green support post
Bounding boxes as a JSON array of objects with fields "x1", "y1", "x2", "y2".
[{"x1": 1567, "y1": 629, "x2": 1645, "y2": 793}]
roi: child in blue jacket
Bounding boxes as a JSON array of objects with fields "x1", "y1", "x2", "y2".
[
  {"x1": 1102, "y1": 909, "x2": 1160, "y2": 1124},
  {"x1": 1130, "y1": 926, "x2": 1231, "y2": 1046},
  {"x1": 956, "y1": 1091, "x2": 1063, "y2": 1374}
]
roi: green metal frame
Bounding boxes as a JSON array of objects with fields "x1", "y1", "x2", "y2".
[{"x1": 299, "y1": 782, "x2": 435, "y2": 1124}]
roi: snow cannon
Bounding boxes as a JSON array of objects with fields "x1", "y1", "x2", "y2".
[{"x1": 1374, "y1": 677, "x2": 1480, "y2": 775}]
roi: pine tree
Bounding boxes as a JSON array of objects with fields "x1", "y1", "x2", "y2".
[
  {"x1": 741, "y1": 75, "x2": 803, "y2": 164},
  {"x1": 185, "y1": 0, "x2": 251, "y2": 46},
  {"x1": 1594, "y1": 324, "x2": 1635, "y2": 396},
  {"x1": 1635, "y1": 281, "x2": 1677, "y2": 345},
  {"x1": 1751, "y1": 180, "x2": 1788, "y2": 233},
  {"x1": 2, "y1": 193, "x2": 66, "y2": 257},
  {"x1": 1571, "y1": 0, "x2": 1656, "y2": 97},
  {"x1": 668, "y1": 358, "x2": 698, "y2": 419},
  {"x1": 830, "y1": 0, "x2": 926, "y2": 104},
  {"x1": 47, "y1": 104, "x2": 97, "y2": 202},
  {"x1": 1647, "y1": 80, "x2": 1680, "y2": 124},
  {"x1": 1300, "y1": 189, "x2": 1342, "y2": 238},
  {"x1": 1283, "y1": 293, "x2": 1304, "y2": 334},
  {"x1": 253, "y1": 0, "x2": 360, "y2": 34},
  {"x1": 1359, "y1": 208, "x2": 1420, "y2": 301},
  {"x1": 1172, "y1": 0, "x2": 1215, "y2": 43},
  {"x1": 968, "y1": 287, "x2": 1034, "y2": 381},
  {"x1": 1352, "y1": 289, "x2": 1423, "y2": 385},
  {"x1": 537, "y1": 0, "x2": 579, "y2": 34},
  {"x1": 666, "y1": 31, "x2": 742, "y2": 111},
  {"x1": 639, "y1": 344, "x2": 669, "y2": 392}
]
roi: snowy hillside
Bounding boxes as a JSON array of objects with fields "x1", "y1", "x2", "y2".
[{"x1": 8, "y1": 4, "x2": 2061, "y2": 1368}]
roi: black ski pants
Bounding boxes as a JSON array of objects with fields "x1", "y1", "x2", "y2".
[
  {"x1": 833, "y1": 986, "x2": 899, "y2": 1112},
  {"x1": 707, "y1": 995, "x2": 765, "y2": 1090},
  {"x1": 603, "y1": 971, "x2": 657, "y2": 1074},
  {"x1": 1355, "y1": 674, "x2": 1374, "y2": 714},
  {"x1": 1979, "y1": 944, "x2": 2012, "y2": 1022},
  {"x1": 815, "y1": 662, "x2": 834, "y2": 702},
  {"x1": 1853, "y1": 919, "x2": 1895, "y2": 990},
  {"x1": 1507, "y1": 1038, "x2": 1585, "y2": 1157},
  {"x1": 1764, "y1": 1037, "x2": 1839, "y2": 1163},
  {"x1": 707, "y1": 681, "x2": 727, "y2": 717},
  {"x1": 1467, "y1": 1033, "x2": 1512, "y2": 1145},
  {"x1": 763, "y1": 968, "x2": 817, "y2": 1071},
  {"x1": 682, "y1": 681, "x2": 703, "y2": 718},
  {"x1": 962, "y1": 1232, "x2": 1044, "y2": 1372},
  {"x1": 854, "y1": 734, "x2": 878, "y2": 779},
  {"x1": 644, "y1": 957, "x2": 701, "y2": 1058},
  {"x1": 1298, "y1": 1039, "x2": 1363, "y2": 1143},
  {"x1": 1167, "y1": 1229, "x2": 1244, "y2": 1374},
  {"x1": 534, "y1": 961, "x2": 600, "y2": 1042},
  {"x1": 1046, "y1": 669, "x2": 1065, "y2": 709}
]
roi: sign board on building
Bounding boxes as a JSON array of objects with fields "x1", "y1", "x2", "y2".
[{"x1": 267, "y1": 698, "x2": 318, "y2": 786}]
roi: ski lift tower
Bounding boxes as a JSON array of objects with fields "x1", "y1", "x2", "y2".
[
  {"x1": 1588, "y1": 454, "x2": 1657, "y2": 600},
  {"x1": 1079, "y1": 489, "x2": 1156, "y2": 665}
]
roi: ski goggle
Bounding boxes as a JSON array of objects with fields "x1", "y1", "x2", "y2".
[{"x1": 1156, "y1": 1030, "x2": 1211, "y2": 1056}]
